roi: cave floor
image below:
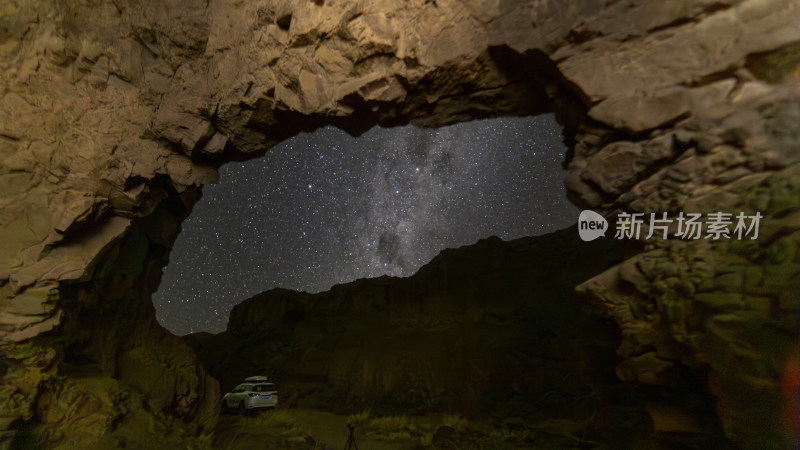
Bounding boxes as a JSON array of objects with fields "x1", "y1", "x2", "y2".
[
  {"x1": 215, "y1": 408, "x2": 410, "y2": 450},
  {"x1": 210, "y1": 405, "x2": 668, "y2": 450}
]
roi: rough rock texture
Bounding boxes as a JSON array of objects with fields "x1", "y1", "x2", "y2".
[{"x1": 0, "y1": 0, "x2": 798, "y2": 448}]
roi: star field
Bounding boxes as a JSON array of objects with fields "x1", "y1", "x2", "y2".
[{"x1": 153, "y1": 115, "x2": 579, "y2": 335}]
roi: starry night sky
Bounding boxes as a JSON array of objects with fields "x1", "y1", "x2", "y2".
[{"x1": 154, "y1": 114, "x2": 579, "y2": 335}]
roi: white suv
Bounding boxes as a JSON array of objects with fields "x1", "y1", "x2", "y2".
[{"x1": 222, "y1": 377, "x2": 278, "y2": 413}]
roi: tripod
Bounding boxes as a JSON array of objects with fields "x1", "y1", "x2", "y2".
[{"x1": 343, "y1": 423, "x2": 358, "y2": 450}]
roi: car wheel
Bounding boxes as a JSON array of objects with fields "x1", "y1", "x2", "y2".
[{"x1": 238, "y1": 401, "x2": 246, "y2": 416}]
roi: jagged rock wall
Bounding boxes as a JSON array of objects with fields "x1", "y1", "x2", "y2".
[
  {"x1": 0, "y1": 0, "x2": 798, "y2": 448},
  {"x1": 559, "y1": 3, "x2": 800, "y2": 446}
]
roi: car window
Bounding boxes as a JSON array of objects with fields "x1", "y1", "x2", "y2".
[
  {"x1": 254, "y1": 384, "x2": 276, "y2": 392},
  {"x1": 232, "y1": 384, "x2": 248, "y2": 393}
]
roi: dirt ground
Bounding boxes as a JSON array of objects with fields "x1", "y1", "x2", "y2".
[{"x1": 215, "y1": 408, "x2": 415, "y2": 450}]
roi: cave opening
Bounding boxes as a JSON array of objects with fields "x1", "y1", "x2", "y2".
[{"x1": 153, "y1": 114, "x2": 579, "y2": 336}]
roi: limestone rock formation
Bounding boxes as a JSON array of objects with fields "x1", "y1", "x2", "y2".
[{"x1": 0, "y1": 0, "x2": 798, "y2": 448}]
